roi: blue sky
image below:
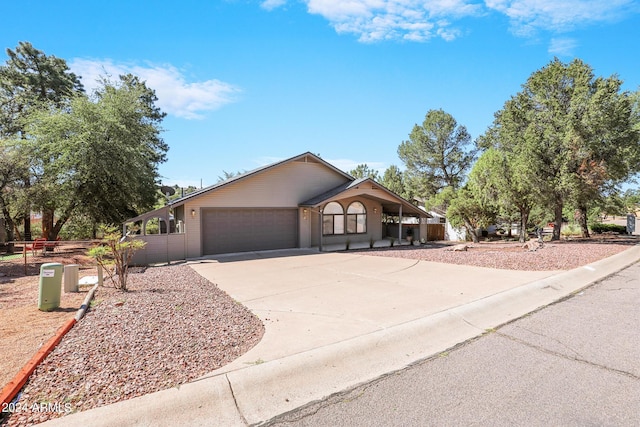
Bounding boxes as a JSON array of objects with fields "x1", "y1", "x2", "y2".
[{"x1": 3, "y1": 0, "x2": 639, "y2": 188}]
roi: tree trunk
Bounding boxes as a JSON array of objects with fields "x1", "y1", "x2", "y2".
[
  {"x1": 463, "y1": 218, "x2": 479, "y2": 243},
  {"x1": 51, "y1": 215, "x2": 69, "y2": 241},
  {"x1": 552, "y1": 203, "x2": 563, "y2": 241},
  {"x1": 23, "y1": 214, "x2": 32, "y2": 241},
  {"x1": 23, "y1": 177, "x2": 32, "y2": 241},
  {"x1": 577, "y1": 206, "x2": 589, "y2": 238},
  {"x1": 519, "y1": 209, "x2": 530, "y2": 243},
  {"x1": 42, "y1": 208, "x2": 54, "y2": 240},
  {"x1": 1, "y1": 207, "x2": 15, "y2": 253}
]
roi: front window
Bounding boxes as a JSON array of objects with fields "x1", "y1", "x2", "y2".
[
  {"x1": 144, "y1": 217, "x2": 167, "y2": 235},
  {"x1": 323, "y1": 202, "x2": 344, "y2": 235},
  {"x1": 347, "y1": 202, "x2": 367, "y2": 234}
]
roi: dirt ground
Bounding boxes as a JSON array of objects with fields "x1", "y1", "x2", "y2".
[{"x1": 0, "y1": 243, "x2": 98, "y2": 389}]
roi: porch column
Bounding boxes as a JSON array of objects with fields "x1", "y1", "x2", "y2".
[
  {"x1": 398, "y1": 204, "x2": 403, "y2": 244},
  {"x1": 318, "y1": 208, "x2": 323, "y2": 251}
]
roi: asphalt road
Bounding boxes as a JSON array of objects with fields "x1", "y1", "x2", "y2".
[{"x1": 268, "y1": 261, "x2": 640, "y2": 427}]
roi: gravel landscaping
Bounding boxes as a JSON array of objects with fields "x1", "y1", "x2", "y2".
[
  {"x1": 2, "y1": 265, "x2": 264, "y2": 427},
  {"x1": 352, "y1": 237, "x2": 638, "y2": 271},
  {"x1": 1, "y1": 236, "x2": 637, "y2": 426}
]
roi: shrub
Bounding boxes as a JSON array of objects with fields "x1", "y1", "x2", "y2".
[
  {"x1": 87, "y1": 225, "x2": 146, "y2": 291},
  {"x1": 560, "y1": 223, "x2": 581, "y2": 237},
  {"x1": 590, "y1": 223, "x2": 628, "y2": 234}
]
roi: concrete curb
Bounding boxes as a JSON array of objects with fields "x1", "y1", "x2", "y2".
[{"x1": 41, "y1": 245, "x2": 640, "y2": 426}]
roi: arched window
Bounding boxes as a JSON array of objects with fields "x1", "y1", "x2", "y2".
[
  {"x1": 323, "y1": 202, "x2": 344, "y2": 235},
  {"x1": 347, "y1": 202, "x2": 367, "y2": 234}
]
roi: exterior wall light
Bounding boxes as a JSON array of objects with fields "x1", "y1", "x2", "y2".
[
  {"x1": 191, "y1": 209, "x2": 196, "y2": 218},
  {"x1": 303, "y1": 208, "x2": 308, "y2": 220}
]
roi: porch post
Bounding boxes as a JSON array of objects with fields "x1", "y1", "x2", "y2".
[
  {"x1": 318, "y1": 208, "x2": 323, "y2": 251},
  {"x1": 165, "y1": 206, "x2": 171, "y2": 264},
  {"x1": 398, "y1": 204, "x2": 403, "y2": 244}
]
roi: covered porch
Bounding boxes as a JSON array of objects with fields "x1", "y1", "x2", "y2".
[{"x1": 299, "y1": 178, "x2": 430, "y2": 252}]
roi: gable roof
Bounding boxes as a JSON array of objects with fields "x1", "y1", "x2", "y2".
[
  {"x1": 125, "y1": 152, "x2": 428, "y2": 223},
  {"x1": 165, "y1": 152, "x2": 352, "y2": 208},
  {"x1": 301, "y1": 177, "x2": 429, "y2": 218}
]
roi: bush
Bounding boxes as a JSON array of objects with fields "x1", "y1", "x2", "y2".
[
  {"x1": 87, "y1": 225, "x2": 146, "y2": 291},
  {"x1": 560, "y1": 223, "x2": 581, "y2": 237},
  {"x1": 590, "y1": 223, "x2": 628, "y2": 234}
]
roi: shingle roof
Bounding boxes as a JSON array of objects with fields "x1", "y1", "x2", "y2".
[{"x1": 165, "y1": 151, "x2": 352, "y2": 207}]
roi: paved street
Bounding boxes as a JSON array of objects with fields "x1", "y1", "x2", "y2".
[{"x1": 268, "y1": 261, "x2": 640, "y2": 427}]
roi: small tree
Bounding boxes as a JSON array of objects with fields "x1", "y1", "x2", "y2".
[{"x1": 87, "y1": 225, "x2": 146, "y2": 291}]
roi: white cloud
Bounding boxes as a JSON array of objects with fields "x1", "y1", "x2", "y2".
[
  {"x1": 70, "y1": 59, "x2": 241, "y2": 120},
  {"x1": 303, "y1": 0, "x2": 482, "y2": 42},
  {"x1": 261, "y1": 0, "x2": 288, "y2": 11},
  {"x1": 485, "y1": 0, "x2": 638, "y2": 36},
  {"x1": 262, "y1": 0, "x2": 638, "y2": 44},
  {"x1": 548, "y1": 37, "x2": 578, "y2": 56}
]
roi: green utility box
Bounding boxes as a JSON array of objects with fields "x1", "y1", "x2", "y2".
[{"x1": 38, "y1": 262, "x2": 63, "y2": 311}]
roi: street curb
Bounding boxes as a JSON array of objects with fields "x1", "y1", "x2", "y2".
[{"x1": 1, "y1": 284, "x2": 98, "y2": 408}]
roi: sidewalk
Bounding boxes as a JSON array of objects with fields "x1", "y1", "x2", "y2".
[{"x1": 42, "y1": 245, "x2": 640, "y2": 426}]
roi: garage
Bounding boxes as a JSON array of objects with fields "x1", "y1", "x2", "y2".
[{"x1": 202, "y1": 208, "x2": 298, "y2": 255}]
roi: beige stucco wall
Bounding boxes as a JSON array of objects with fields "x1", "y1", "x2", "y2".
[
  {"x1": 316, "y1": 196, "x2": 383, "y2": 247},
  {"x1": 130, "y1": 233, "x2": 186, "y2": 265},
  {"x1": 183, "y1": 160, "x2": 349, "y2": 258}
]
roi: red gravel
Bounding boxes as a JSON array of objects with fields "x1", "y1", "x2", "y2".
[
  {"x1": 1, "y1": 265, "x2": 264, "y2": 426},
  {"x1": 354, "y1": 237, "x2": 638, "y2": 271}
]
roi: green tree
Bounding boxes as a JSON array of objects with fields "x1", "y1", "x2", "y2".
[
  {"x1": 434, "y1": 185, "x2": 495, "y2": 243},
  {"x1": 0, "y1": 137, "x2": 30, "y2": 245},
  {"x1": 398, "y1": 109, "x2": 477, "y2": 200},
  {"x1": 0, "y1": 42, "x2": 84, "y2": 240},
  {"x1": 474, "y1": 143, "x2": 538, "y2": 243},
  {"x1": 381, "y1": 165, "x2": 410, "y2": 199},
  {"x1": 349, "y1": 164, "x2": 380, "y2": 181},
  {"x1": 489, "y1": 58, "x2": 639, "y2": 240},
  {"x1": 622, "y1": 188, "x2": 640, "y2": 215},
  {"x1": 27, "y1": 74, "x2": 167, "y2": 239}
]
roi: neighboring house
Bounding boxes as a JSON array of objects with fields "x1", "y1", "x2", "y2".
[
  {"x1": 425, "y1": 208, "x2": 466, "y2": 241},
  {"x1": 125, "y1": 152, "x2": 430, "y2": 264}
]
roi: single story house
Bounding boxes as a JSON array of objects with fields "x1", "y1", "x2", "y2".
[{"x1": 124, "y1": 152, "x2": 429, "y2": 264}]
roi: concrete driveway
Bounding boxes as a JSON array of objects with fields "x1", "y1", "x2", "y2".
[{"x1": 189, "y1": 249, "x2": 558, "y2": 371}]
